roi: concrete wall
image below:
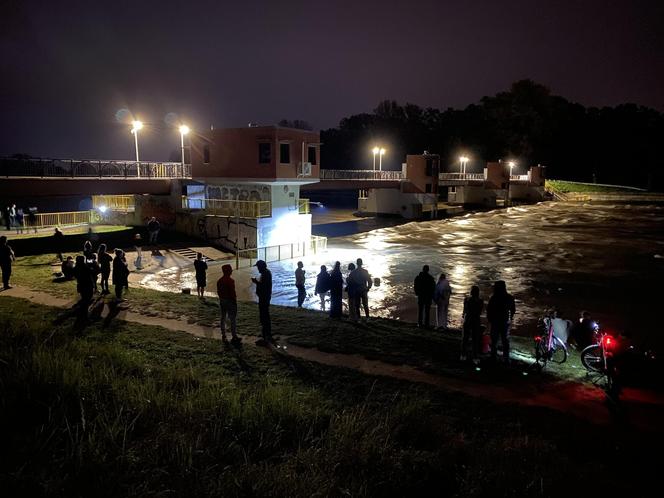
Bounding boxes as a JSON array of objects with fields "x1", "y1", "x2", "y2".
[
  {"x1": 257, "y1": 184, "x2": 311, "y2": 246},
  {"x1": 509, "y1": 184, "x2": 545, "y2": 202},
  {"x1": 359, "y1": 188, "x2": 436, "y2": 218},
  {"x1": 448, "y1": 186, "x2": 497, "y2": 206},
  {"x1": 175, "y1": 211, "x2": 258, "y2": 252},
  {"x1": 485, "y1": 162, "x2": 509, "y2": 189},
  {"x1": 135, "y1": 195, "x2": 177, "y2": 229},
  {"x1": 405, "y1": 154, "x2": 439, "y2": 194}
]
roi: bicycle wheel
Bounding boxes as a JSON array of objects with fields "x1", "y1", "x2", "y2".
[
  {"x1": 535, "y1": 337, "x2": 549, "y2": 362},
  {"x1": 581, "y1": 344, "x2": 604, "y2": 373},
  {"x1": 550, "y1": 336, "x2": 568, "y2": 364}
]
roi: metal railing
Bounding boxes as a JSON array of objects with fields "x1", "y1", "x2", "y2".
[
  {"x1": 320, "y1": 169, "x2": 404, "y2": 180},
  {"x1": 181, "y1": 197, "x2": 272, "y2": 218},
  {"x1": 235, "y1": 236, "x2": 328, "y2": 269},
  {"x1": 439, "y1": 172, "x2": 486, "y2": 181},
  {"x1": 92, "y1": 195, "x2": 135, "y2": 212},
  {"x1": 1, "y1": 157, "x2": 191, "y2": 179},
  {"x1": 298, "y1": 198, "x2": 310, "y2": 214},
  {"x1": 3, "y1": 210, "x2": 94, "y2": 230},
  {"x1": 510, "y1": 174, "x2": 531, "y2": 182}
]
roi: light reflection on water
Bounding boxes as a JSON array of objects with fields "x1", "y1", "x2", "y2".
[{"x1": 139, "y1": 202, "x2": 664, "y2": 347}]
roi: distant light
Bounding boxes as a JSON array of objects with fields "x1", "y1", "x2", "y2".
[
  {"x1": 372, "y1": 146, "x2": 380, "y2": 155},
  {"x1": 179, "y1": 124, "x2": 190, "y2": 135},
  {"x1": 379, "y1": 148, "x2": 386, "y2": 155},
  {"x1": 98, "y1": 205, "x2": 108, "y2": 213},
  {"x1": 132, "y1": 120, "x2": 143, "y2": 131},
  {"x1": 459, "y1": 156, "x2": 469, "y2": 163}
]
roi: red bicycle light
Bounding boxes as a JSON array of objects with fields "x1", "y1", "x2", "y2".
[
  {"x1": 534, "y1": 336, "x2": 542, "y2": 342},
  {"x1": 603, "y1": 335, "x2": 616, "y2": 350}
]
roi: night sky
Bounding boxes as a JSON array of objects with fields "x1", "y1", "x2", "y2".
[{"x1": 1, "y1": 0, "x2": 662, "y2": 162}]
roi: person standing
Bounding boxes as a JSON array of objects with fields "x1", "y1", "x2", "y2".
[
  {"x1": 345, "y1": 262, "x2": 359, "y2": 322},
  {"x1": 15, "y1": 208, "x2": 24, "y2": 235},
  {"x1": 3, "y1": 205, "x2": 11, "y2": 231},
  {"x1": 251, "y1": 260, "x2": 273, "y2": 343},
  {"x1": 217, "y1": 264, "x2": 240, "y2": 343},
  {"x1": 74, "y1": 255, "x2": 93, "y2": 317},
  {"x1": 194, "y1": 252, "x2": 208, "y2": 299},
  {"x1": 461, "y1": 286, "x2": 484, "y2": 363},
  {"x1": 0, "y1": 236, "x2": 15, "y2": 289},
  {"x1": 87, "y1": 253, "x2": 101, "y2": 293},
  {"x1": 434, "y1": 273, "x2": 453, "y2": 330},
  {"x1": 294, "y1": 261, "x2": 306, "y2": 308},
  {"x1": 9, "y1": 204, "x2": 16, "y2": 230},
  {"x1": 53, "y1": 227, "x2": 65, "y2": 262},
  {"x1": 328, "y1": 261, "x2": 344, "y2": 319},
  {"x1": 414, "y1": 265, "x2": 436, "y2": 328},
  {"x1": 314, "y1": 265, "x2": 330, "y2": 310},
  {"x1": 133, "y1": 233, "x2": 143, "y2": 269},
  {"x1": 487, "y1": 280, "x2": 516, "y2": 364},
  {"x1": 27, "y1": 207, "x2": 38, "y2": 233},
  {"x1": 112, "y1": 249, "x2": 130, "y2": 301},
  {"x1": 147, "y1": 217, "x2": 160, "y2": 245},
  {"x1": 97, "y1": 244, "x2": 113, "y2": 294},
  {"x1": 348, "y1": 258, "x2": 372, "y2": 318},
  {"x1": 83, "y1": 240, "x2": 94, "y2": 260}
]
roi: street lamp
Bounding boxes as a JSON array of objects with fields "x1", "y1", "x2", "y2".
[
  {"x1": 459, "y1": 156, "x2": 469, "y2": 175},
  {"x1": 131, "y1": 120, "x2": 143, "y2": 177},
  {"x1": 372, "y1": 146, "x2": 379, "y2": 172},
  {"x1": 379, "y1": 148, "x2": 386, "y2": 172},
  {"x1": 179, "y1": 124, "x2": 190, "y2": 177},
  {"x1": 508, "y1": 161, "x2": 516, "y2": 178}
]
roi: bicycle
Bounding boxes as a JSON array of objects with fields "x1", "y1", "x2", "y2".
[
  {"x1": 580, "y1": 325, "x2": 620, "y2": 396},
  {"x1": 534, "y1": 313, "x2": 568, "y2": 365}
]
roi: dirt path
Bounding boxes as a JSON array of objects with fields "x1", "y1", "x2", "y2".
[{"x1": 3, "y1": 286, "x2": 663, "y2": 432}]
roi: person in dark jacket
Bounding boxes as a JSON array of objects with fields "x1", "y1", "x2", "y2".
[
  {"x1": 97, "y1": 244, "x2": 113, "y2": 294},
  {"x1": 74, "y1": 255, "x2": 93, "y2": 316},
  {"x1": 112, "y1": 249, "x2": 130, "y2": 300},
  {"x1": 328, "y1": 261, "x2": 344, "y2": 319},
  {"x1": 414, "y1": 265, "x2": 436, "y2": 328},
  {"x1": 217, "y1": 264, "x2": 239, "y2": 343},
  {"x1": 194, "y1": 252, "x2": 208, "y2": 299},
  {"x1": 0, "y1": 235, "x2": 15, "y2": 289},
  {"x1": 53, "y1": 227, "x2": 65, "y2": 262},
  {"x1": 294, "y1": 261, "x2": 306, "y2": 308},
  {"x1": 61, "y1": 256, "x2": 75, "y2": 280},
  {"x1": 345, "y1": 262, "x2": 359, "y2": 321},
  {"x1": 315, "y1": 265, "x2": 330, "y2": 310},
  {"x1": 83, "y1": 240, "x2": 94, "y2": 260},
  {"x1": 147, "y1": 217, "x2": 160, "y2": 245},
  {"x1": 461, "y1": 285, "x2": 484, "y2": 363},
  {"x1": 486, "y1": 280, "x2": 516, "y2": 363},
  {"x1": 251, "y1": 260, "x2": 273, "y2": 342},
  {"x1": 87, "y1": 253, "x2": 101, "y2": 293}
]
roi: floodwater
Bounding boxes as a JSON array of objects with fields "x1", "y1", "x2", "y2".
[{"x1": 138, "y1": 202, "x2": 664, "y2": 349}]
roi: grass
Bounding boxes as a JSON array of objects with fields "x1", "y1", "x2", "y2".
[
  {"x1": 545, "y1": 179, "x2": 644, "y2": 194},
  {"x1": 7, "y1": 224, "x2": 130, "y2": 240},
  {"x1": 0, "y1": 297, "x2": 658, "y2": 497}
]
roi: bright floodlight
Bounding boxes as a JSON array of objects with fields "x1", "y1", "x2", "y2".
[
  {"x1": 379, "y1": 148, "x2": 386, "y2": 155},
  {"x1": 372, "y1": 146, "x2": 380, "y2": 155},
  {"x1": 99, "y1": 205, "x2": 108, "y2": 213},
  {"x1": 132, "y1": 120, "x2": 143, "y2": 131},
  {"x1": 179, "y1": 124, "x2": 190, "y2": 135},
  {"x1": 508, "y1": 161, "x2": 515, "y2": 167},
  {"x1": 459, "y1": 155, "x2": 469, "y2": 163}
]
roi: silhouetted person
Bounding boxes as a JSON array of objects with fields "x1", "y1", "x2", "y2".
[
  {"x1": 9, "y1": 204, "x2": 16, "y2": 230},
  {"x1": 487, "y1": 280, "x2": 516, "y2": 363},
  {"x1": 414, "y1": 265, "x2": 436, "y2": 328},
  {"x1": 61, "y1": 256, "x2": 75, "y2": 280},
  {"x1": 345, "y1": 262, "x2": 359, "y2": 321},
  {"x1": 251, "y1": 260, "x2": 273, "y2": 342},
  {"x1": 112, "y1": 249, "x2": 130, "y2": 301},
  {"x1": 74, "y1": 255, "x2": 93, "y2": 317},
  {"x1": 217, "y1": 264, "x2": 239, "y2": 343},
  {"x1": 87, "y1": 252, "x2": 101, "y2": 293},
  {"x1": 27, "y1": 207, "x2": 37, "y2": 233},
  {"x1": 329, "y1": 261, "x2": 344, "y2": 319},
  {"x1": 3, "y1": 205, "x2": 11, "y2": 231},
  {"x1": 133, "y1": 233, "x2": 143, "y2": 269},
  {"x1": 295, "y1": 261, "x2": 306, "y2": 308},
  {"x1": 83, "y1": 240, "x2": 94, "y2": 260},
  {"x1": 571, "y1": 311, "x2": 596, "y2": 349},
  {"x1": 0, "y1": 235, "x2": 15, "y2": 289},
  {"x1": 53, "y1": 227, "x2": 65, "y2": 262},
  {"x1": 434, "y1": 273, "x2": 452, "y2": 330},
  {"x1": 194, "y1": 252, "x2": 208, "y2": 299},
  {"x1": 348, "y1": 258, "x2": 372, "y2": 318},
  {"x1": 97, "y1": 244, "x2": 113, "y2": 294},
  {"x1": 461, "y1": 286, "x2": 484, "y2": 363},
  {"x1": 15, "y1": 208, "x2": 24, "y2": 234},
  {"x1": 315, "y1": 265, "x2": 330, "y2": 310},
  {"x1": 147, "y1": 217, "x2": 160, "y2": 245}
]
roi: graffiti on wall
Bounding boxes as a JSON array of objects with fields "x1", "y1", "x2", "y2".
[
  {"x1": 206, "y1": 184, "x2": 270, "y2": 202},
  {"x1": 192, "y1": 214, "x2": 257, "y2": 252}
]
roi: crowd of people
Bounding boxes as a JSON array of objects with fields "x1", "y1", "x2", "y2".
[{"x1": 3, "y1": 204, "x2": 39, "y2": 234}]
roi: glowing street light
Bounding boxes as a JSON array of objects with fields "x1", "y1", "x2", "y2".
[
  {"x1": 372, "y1": 146, "x2": 380, "y2": 172},
  {"x1": 179, "y1": 124, "x2": 190, "y2": 176},
  {"x1": 379, "y1": 147, "x2": 386, "y2": 171},
  {"x1": 459, "y1": 155, "x2": 469, "y2": 174},
  {"x1": 508, "y1": 161, "x2": 516, "y2": 177},
  {"x1": 131, "y1": 120, "x2": 143, "y2": 177}
]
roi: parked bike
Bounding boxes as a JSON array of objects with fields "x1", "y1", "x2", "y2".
[
  {"x1": 534, "y1": 313, "x2": 568, "y2": 365},
  {"x1": 581, "y1": 323, "x2": 621, "y2": 396}
]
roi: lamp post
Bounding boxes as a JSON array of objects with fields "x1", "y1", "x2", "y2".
[
  {"x1": 372, "y1": 146, "x2": 379, "y2": 173},
  {"x1": 131, "y1": 120, "x2": 143, "y2": 177},
  {"x1": 379, "y1": 148, "x2": 385, "y2": 172},
  {"x1": 507, "y1": 161, "x2": 516, "y2": 206},
  {"x1": 179, "y1": 124, "x2": 190, "y2": 177},
  {"x1": 508, "y1": 161, "x2": 515, "y2": 178},
  {"x1": 459, "y1": 156, "x2": 469, "y2": 175}
]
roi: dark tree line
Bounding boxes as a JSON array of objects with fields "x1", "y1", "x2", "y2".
[{"x1": 321, "y1": 80, "x2": 664, "y2": 190}]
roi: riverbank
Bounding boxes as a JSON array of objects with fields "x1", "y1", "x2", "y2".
[{"x1": 1, "y1": 287, "x2": 663, "y2": 497}]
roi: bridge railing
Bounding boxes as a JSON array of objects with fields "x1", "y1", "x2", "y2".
[
  {"x1": 92, "y1": 195, "x2": 135, "y2": 212},
  {"x1": 0, "y1": 157, "x2": 191, "y2": 179},
  {"x1": 439, "y1": 173, "x2": 486, "y2": 181},
  {"x1": 510, "y1": 174, "x2": 530, "y2": 182},
  {"x1": 235, "y1": 236, "x2": 328, "y2": 269},
  {"x1": 181, "y1": 197, "x2": 272, "y2": 218},
  {"x1": 320, "y1": 169, "x2": 404, "y2": 180}
]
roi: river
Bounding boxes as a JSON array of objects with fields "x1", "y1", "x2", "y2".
[{"x1": 139, "y1": 202, "x2": 664, "y2": 349}]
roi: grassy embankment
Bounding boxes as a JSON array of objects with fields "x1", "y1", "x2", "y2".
[
  {"x1": 0, "y1": 294, "x2": 657, "y2": 497},
  {"x1": 545, "y1": 179, "x2": 643, "y2": 194}
]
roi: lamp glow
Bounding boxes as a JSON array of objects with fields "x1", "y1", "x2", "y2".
[
  {"x1": 179, "y1": 124, "x2": 190, "y2": 135},
  {"x1": 99, "y1": 205, "x2": 108, "y2": 213},
  {"x1": 132, "y1": 120, "x2": 143, "y2": 132}
]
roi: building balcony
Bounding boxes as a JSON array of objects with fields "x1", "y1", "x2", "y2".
[{"x1": 181, "y1": 197, "x2": 272, "y2": 218}]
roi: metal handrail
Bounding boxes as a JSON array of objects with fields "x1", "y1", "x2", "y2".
[
  {"x1": 298, "y1": 198, "x2": 310, "y2": 214},
  {"x1": 439, "y1": 173, "x2": 486, "y2": 181},
  {"x1": 4, "y1": 210, "x2": 94, "y2": 230},
  {"x1": 320, "y1": 169, "x2": 404, "y2": 180},
  {"x1": 235, "y1": 236, "x2": 328, "y2": 269},
  {"x1": 92, "y1": 195, "x2": 135, "y2": 212},
  {"x1": 181, "y1": 197, "x2": 272, "y2": 218},
  {"x1": 0, "y1": 157, "x2": 191, "y2": 179}
]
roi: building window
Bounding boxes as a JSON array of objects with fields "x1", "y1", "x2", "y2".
[
  {"x1": 307, "y1": 146, "x2": 317, "y2": 165},
  {"x1": 258, "y1": 143, "x2": 271, "y2": 164},
  {"x1": 280, "y1": 143, "x2": 290, "y2": 164},
  {"x1": 203, "y1": 145, "x2": 210, "y2": 164},
  {"x1": 425, "y1": 183, "x2": 432, "y2": 193}
]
